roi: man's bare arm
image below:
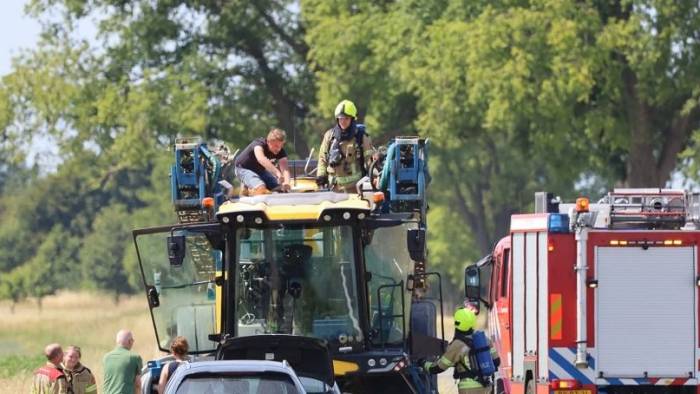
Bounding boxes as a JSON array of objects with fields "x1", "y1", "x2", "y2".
[{"x1": 253, "y1": 146, "x2": 281, "y2": 177}]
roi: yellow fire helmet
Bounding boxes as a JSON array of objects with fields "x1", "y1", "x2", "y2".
[
  {"x1": 454, "y1": 307, "x2": 477, "y2": 332},
  {"x1": 334, "y1": 99, "x2": 358, "y2": 119}
]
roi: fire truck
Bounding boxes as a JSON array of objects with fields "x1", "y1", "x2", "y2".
[
  {"x1": 465, "y1": 189, "x2": 700, "y2": 394},
  {"x1": 133, "y1": 137, "x2": 446, "y2": 393}
]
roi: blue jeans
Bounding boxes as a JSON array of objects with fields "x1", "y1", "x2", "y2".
[{"x1": 235, "y1": 167, "x2": 279, "y2": 190}]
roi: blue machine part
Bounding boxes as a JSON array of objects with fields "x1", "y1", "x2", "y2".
[
  {"x1": 146, "y1": 359, "x2": 164, "y2": 383},
  {"x1": 407, "y1": 364, "x2": 437, "y2": 394},
  {"x1": 379, "y1": 138, "x2": 429, "y2": 201},
  {"x1": 548, "y1": 213, "x2": 570, "y2": 233},
  {"x1": 377, "y1": 137, "x2": 430, "y2": 228},
  {"x1": 171, "y1": 141, "x2": 225, "y2": 212}
]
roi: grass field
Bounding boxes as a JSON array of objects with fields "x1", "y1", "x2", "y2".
[
  {"x1": 0, "y1": 291, "x2": 161, "y2": 393},
  {"x1": 0, "y1": 291, "x2": 473, "y2": 393}
]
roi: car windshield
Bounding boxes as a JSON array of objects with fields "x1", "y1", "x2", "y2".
[
  {"x1": 298, "y1": 376, "x2": 333, "y2": 394},
  {"x1": 175, "y1": 372, "x2": 300, "y2": 394},
  {"x1": 235, "y1": 224, "x2": 362, "y2": 349}
]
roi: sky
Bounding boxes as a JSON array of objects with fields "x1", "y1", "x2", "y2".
[{"x1": 0, "y1": 1, "x2": 41, "y2": 76}]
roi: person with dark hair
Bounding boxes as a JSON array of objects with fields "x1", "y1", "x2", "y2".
[
  {"x1": 32, "y1": 343, "x2": 68, "y2": 394},
  {"x1": 63, "y1": 346, "x2": 97, "y2": 394},
  {"x1": 157, "y1": 336, "x2": 189, "y2": 394}
]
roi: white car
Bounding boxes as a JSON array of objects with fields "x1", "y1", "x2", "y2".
[
  {"x1": 215, "y1": 335, "x2": 340, "y2": 394},
  {"x1": 144, "y1": 335, "x2": 340, "y2": 394},
  {"x1": 164, "y1": 359, "x2": 307, "y2": 394}
]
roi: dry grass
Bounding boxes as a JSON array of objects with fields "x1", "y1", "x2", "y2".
[
  {"x1": 0, "y1": 291, "x2": 163, "y2": 393},
  {"x1": 0, "y1": 291, "x2": 477, "y2": 393}
]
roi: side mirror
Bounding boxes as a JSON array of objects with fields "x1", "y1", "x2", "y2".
[
  {"x1": 407, "y1": 229, "x2": 426, "y2": 262},
  {"x1": 146, "y1": 285, "x2": 160, "y2": 308},
  {"x1": 167, "y1": 235, "x2": 186, "y2": 267},
  {"x1": 464, "y1": 266, "x2": 481, "y2": 314},
  {"x1": 464, "y1": 265, "x2": 480, "y2": 299}
]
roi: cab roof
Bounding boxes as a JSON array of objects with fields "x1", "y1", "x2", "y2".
[{"x1": 217, "y1": 191, "x2": 371, "y2": 221}]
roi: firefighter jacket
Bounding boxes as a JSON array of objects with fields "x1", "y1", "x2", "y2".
[
  {"x1": 32, "y1": 363, "x2": 68, "y2": 394},
  {"x1": 317, "y1": 124, "x2": 374, "y2": 187},
  {"x1": 424, "y1": 331, "x2": 499, "y2": 391},
  {"x1": 64, "y1": 363, "x2": 97, "y2": 394}
]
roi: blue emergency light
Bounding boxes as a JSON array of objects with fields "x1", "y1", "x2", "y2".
[{"x1": 548, "y1": 213, "x2": 570, "y2": 233}]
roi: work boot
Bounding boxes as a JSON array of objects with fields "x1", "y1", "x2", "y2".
[
  {"x1": 251, "y1": 186, "x2": 271, "y2": 195},
  {"x1": 271, "y1": 185, "x2": 290, "y2": 193}
]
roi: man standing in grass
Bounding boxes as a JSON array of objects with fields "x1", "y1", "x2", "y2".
[
  {"x1": 32, "y1": 343, "x2": 68, "y2": 394},
  {"x1": 103, "y1": 329, "x2": 143, "y2": 394}
]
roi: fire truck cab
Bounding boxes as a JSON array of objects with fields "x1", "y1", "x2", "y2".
[{"x1": 466, "y1": 189, "x2": 700, "y2": 394}]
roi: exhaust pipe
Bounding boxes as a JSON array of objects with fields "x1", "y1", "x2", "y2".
[{"x1": 574, "y1": 225, "x2": 588, "y2": 368}]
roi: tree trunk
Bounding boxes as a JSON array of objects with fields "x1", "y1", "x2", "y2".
[
  {"x1": 242, "y1": 41, "x2": 310, "y2": 157},
  {"x1": 444, "y1": 163, "x2": 492, "y2": 256},
  {"x1": 623, "y1": 69, "x2": 659, "y2": 187},
  {"x1": 621, "y1": 65, "x2": 700, "y2": 188}
]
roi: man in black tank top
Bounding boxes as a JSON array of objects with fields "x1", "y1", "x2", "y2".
[{"x1": 234, "y1": 128, "x2": 290, "y2": 195}]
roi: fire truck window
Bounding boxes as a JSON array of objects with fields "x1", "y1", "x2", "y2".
[
  {"x1": 500, "y1": 249, "x2": 510, "y2": 299},
  {"x1": 479, "y1": 263, "x2": 492, "y2": 303}
]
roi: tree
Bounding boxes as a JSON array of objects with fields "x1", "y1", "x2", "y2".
[
  {"x1": 303, "y1": 1, "x2": 585, "y2": 263},
  {"x1": 303, "y1": 0, "x2": 700, "y2": 276},
  {"x1": 80, "y1": 204, "x2": 134, "y2": 303},
  {"x1": 0, "y1": 271, "x2": 27, "y2": 313},
  {"x1": 27, "y1": 0, "x2": 317, "y2": 156}
]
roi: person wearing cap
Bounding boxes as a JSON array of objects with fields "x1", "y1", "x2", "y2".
[
  {"x1": 316, "y1": 99, "x2": 375, "y2": 192},
  {"x1": 421, "y1": 307, "x2": 500, "y2": 394}
]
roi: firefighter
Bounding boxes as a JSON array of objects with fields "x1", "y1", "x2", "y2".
[
  {"x1": 421, "y1": 307, "x2": 500, "y2": 394},
  {"x1": 32, "y1": 343, "x2": 68, "y2": 394},
  {"x1": 63, "y1": 346, "x2": 97, "y2": 394},
  {"x1": 316, "y1": 100, "x2": 375, "y2": 192}
]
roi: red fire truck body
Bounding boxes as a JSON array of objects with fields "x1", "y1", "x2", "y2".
[{"x1": 468, "y1": 189, "x2": 700, "y2": 394}]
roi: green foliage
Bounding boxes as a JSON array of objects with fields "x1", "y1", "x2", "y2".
[
  {"x1": 305, "y1": 0, "x2": 700, "y2": 286},
  {"x1": 27, "y1": 0, "x2": 317, "y2": 155},
  {"x1": 80, "y1": 204, "x2": 134, "y2": 298},
  {"x1": 2, "y1": 0, "x2": 700, "y2": 297},
  {"x1": 0, "y1": 354, "x2": 45, "y2": 378}
]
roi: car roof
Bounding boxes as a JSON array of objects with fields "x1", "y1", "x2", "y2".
[
  {"x1": 165, "y1": 360, "x2": 307, "y2": 394},
  {"x1": 216, "y1": 334, "x2": 335, "y2": 387},
  {"x1": 177, "y1": 359, "x2": 297, "y2": 374}
]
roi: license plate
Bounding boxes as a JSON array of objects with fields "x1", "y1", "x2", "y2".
[{"x1": 554, "y1": 391, "x2": 591, "y2": 394}]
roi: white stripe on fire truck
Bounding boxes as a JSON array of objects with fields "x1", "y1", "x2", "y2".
[{"x1": 548, "y1": 347, "x2": 595, "y2": 385}]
